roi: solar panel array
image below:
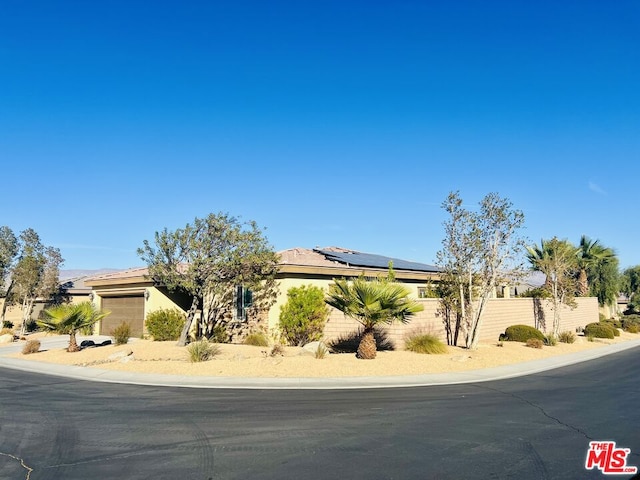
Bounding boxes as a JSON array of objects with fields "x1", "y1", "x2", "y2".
[{"x1": 315, "y1": 249, "x2": 442, "y2": 273}]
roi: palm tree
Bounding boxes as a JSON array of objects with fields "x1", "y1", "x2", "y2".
[
  {"x1": 576, "y1": 235, "x2": 616, "y2": 297},
  {"x1": 325, "y1": 276, "x2": 423, "y2": 359},
  {"x1": 526, "y1": 238, "x2": 579, "y2": 336},
  {"x1": 38, "y1": 302, "x2": 110, "y2": 352}
]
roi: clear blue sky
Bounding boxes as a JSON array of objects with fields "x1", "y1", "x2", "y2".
[{"x1": 1, "y1": 0, "x2": 639, "y2": 271}]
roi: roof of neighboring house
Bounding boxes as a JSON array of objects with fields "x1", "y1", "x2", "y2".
[
  {"x1": 84, "y1": 266, "x2": 152, "y2": 287},
  {"x1": 59, "y1": 276, "x2": 93, "y2": 294}
]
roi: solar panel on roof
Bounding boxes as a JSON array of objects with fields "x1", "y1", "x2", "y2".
[{"x1": 315, "y1": 249, "x2": 441, "y2": 273}]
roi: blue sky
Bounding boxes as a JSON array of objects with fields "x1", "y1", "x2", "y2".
[{"x1": 1, "y1": 0, "x2": 639, "y2": 271}]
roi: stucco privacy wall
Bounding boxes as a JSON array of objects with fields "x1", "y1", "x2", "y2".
[{"x1": 322, "y1": 297, "x2": 600, "y2": 348}]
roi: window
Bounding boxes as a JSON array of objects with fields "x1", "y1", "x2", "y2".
[
  {"x1": 235, "y1": 286, "x2": 253, "y2": 321},
  {"x1": 418, "y1": 287, "x2": 428, "y2": 299}
]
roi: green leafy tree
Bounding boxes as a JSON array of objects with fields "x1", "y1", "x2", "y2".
[
  {"x1": 138, "y1": 212, "x2": 280, "y2": 346},
  {"x1": 38, "y1": 302, "x2": 110, "y2": 352},
  {"x1": 279, "y1": 285, "x2": 329, "y2": 346},
  {"x1": 620, "y1": 266, "x2": 640, "y2": 312},
  {"x1": 10, "y1": 229, "x2": 64, "y2": 335},
  {"x1": 436, "y1": 191, "x2": 526, "y2": 349},
  {"x1": 0, "y1": 226, "x2": 19, "y2": 323},
  {"x1": 526, "y1": 237, "x2": 579, "y2": 336},
  {"x1": 325, "y1": 276, "x2": 423, "y2": 359}
]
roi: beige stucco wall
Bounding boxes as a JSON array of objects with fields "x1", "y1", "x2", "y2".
[
  {"x1": 268, "y1": 277, "x2": 431, "y2": 333},
  {"x1": 320, "y1": 297, "x2": 600, "y2": 349}
]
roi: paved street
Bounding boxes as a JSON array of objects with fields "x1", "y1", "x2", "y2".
[{"x1": 1, "y1": 346, "x2": 639, "y2": 479}]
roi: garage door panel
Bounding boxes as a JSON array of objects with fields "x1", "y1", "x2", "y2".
[{"x1": 101, "y1": 296, "x2": 144, "y2": 337}]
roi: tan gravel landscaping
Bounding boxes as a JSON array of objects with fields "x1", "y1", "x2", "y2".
[{"x1": 2, "y1": 330, "x2": 638, "y2": 378}]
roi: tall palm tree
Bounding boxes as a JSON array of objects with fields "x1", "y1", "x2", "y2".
[
  {"x1": 38, "y1": 302, "x2": 110, "y2": 352},
  {"x1": 325, "y1": 276, "x2": 423, "y2": 359},
  {"x1": 576, "y1": 235, "x2": 616, "y2": 297}
]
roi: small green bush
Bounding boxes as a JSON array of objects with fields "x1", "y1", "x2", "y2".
[
  {"x1": 111, "y1": 322, "x2": 131, "y2": 345},
  {"x1": 210, "y1": 324, "x2": 229, "y2": 343},
  {"x1": 558, "y1": 330, "x2": 576, "y2": 344},
  {"x1": 22, "y1": 339, "x2": 40, "y2": 354},
  {"x1": 405, "y1": 333, "x2": 448, "y2": 354},
  {"x1": 503, "y1": 324, "x2": 545, "y2": 343},
  {"x1": 244, "y1": 331, "x2": 270, "y2": 347},
  {"x1": 145, "y1": 308, "x2": 186, "y2": 341},
  {"x1": 543, "y1": 334, "x2": 557, "y2": 346},
  {"x1": 2, "y1": 321, "x2": 13, "y2": 329},
  {"x1": 622, "y1": 315, "x2": 640, "y2": 331},
  {"x1": 625, "y1": 324, "x2": 639, "y2": 334},
  {"x1": 526, "y1": 338, "x2": 544, "y2": 349},
  {"x1": 278, "y1": 285, "x2": 329, "y2": 346},
  {"x1": 186, "y1": 339, "x2": 221, "y2": 362},
  {"x1": 602, "y1": 318, "x2": 622, "y2": 329},
  {"x1": 583, "y1": 322, "x2": 615, "y2": 339}
]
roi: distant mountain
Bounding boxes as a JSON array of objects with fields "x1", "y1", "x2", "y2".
[{"x1": 59, "y1": 269, "x2": 120, "y2": 280}]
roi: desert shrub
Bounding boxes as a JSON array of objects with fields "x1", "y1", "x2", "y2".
[
  {"x1": 278, "y1": 285, "x2": 329, "y2": 346},
  {"x1": 314, "y1": 343, "x2": 328, "y2": 359},
  {"x1": 0, "y1": 328, "x2": 14, "y2": 336},
  {"x1": 25, "y1": 319, "x2": 38, "y2": 332},
  {"x1": 270, "y1": 344, "x2": 285, "y2": 357},
  {"x1": 22, "y1": 339, "x2": 41, "y2": 354},
  {"x1": 145, "y1": 308, "x2": 186, "y2": 341},
  {"x1": 405, "y1": 333, "x2": 448, "y2": 354},
  {"x1": 622, "y1": 315, "x2": 640, "y2": 331},
  {"x1": 543, "y1": 334, "x2": 557, "y2": 346},
  {"x1": 526, "y1": 338, "x2": 544, "y2": 349},
  {"x1": 587, "y1": 335, "x2": 595, "y2": 342},
  {"x1": 601, "y1": 318, "x2": 622, "y2": 329},
  {"x1": 244, "y1": 331, "x2": 270, "y2": 347},
  {"x1": 210, "y1": 324, "x2": 229, "y2": 343},
  {"x1": 503, "y1": 324, "x2": 545, "y2": 343},
  {"x1": 186, "y1": 339, "x2": 221, "y2": 362},
  {"x1": 111, "y1": 322, "x2": 131, "y2": 345},
  {"x1": 2, "y1": 321, "x2": 13, "y2": 329},
  {"x1": 328, "y1": 328, "x2": 395, "y2": 353},
  {"x1": 598, "y1": 313, "x2": 607, "y2": 322},
  {"x1": 625, "y1": 324, "x2": 639, "y2": 334},
  {"x1": 558, "y1": 330, "x2": 576, "y2": 344},
  {"x1": 583, "y1": 322, "x2": 615, "y2": 339}
]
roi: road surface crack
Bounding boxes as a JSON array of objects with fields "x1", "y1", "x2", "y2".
[{"x1": 0, "y1": 452, "x2": 34, "y2": 479}]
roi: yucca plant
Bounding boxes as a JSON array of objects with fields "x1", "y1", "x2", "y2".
[{"x1": 38, "y1": 302, "x2": 110, "y2": 352}]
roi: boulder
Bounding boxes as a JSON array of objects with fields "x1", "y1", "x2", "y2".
[{"x1": 0, "y1": 334, "x2": 14, "y2": 344}]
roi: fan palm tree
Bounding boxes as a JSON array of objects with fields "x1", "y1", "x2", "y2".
[
  {"x1": 576, "y1": 235, "x2": 616, "y2": 297},
  {"x1": 38, "y1": 302, "x2": 110, "y2": 352},
  {"x1": 325, "y1": 276, "x2": 423, "y2": 359}
]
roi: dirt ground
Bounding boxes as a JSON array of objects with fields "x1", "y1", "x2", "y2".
[{"x1": 1, "y1": 331, "x2": 638, "y2": 378}]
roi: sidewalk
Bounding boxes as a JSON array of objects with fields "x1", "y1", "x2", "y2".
[{"x1": 1, "y1": 335, "x2": 639, "y2": 390}]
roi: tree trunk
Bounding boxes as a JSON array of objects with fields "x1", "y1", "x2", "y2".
[
  {"x1": 0, "y1": 281, "x2": 14, "y2": 324},
  {"x1": 357, "y1": 328, "x2": 377, "y2": 359},
  {"x1": 578, "y1": 269, "x2": 589, "y2": 297},
  {"x1": 68, "y1": 331, "x2": 80, "y2": 352},
  {"x1": 177, "y1": 295, "x2": 199, "y2": 346}
]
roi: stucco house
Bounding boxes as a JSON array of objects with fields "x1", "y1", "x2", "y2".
[{"x1": 83, "y1": 246, "x2": 442, "y2": 339}]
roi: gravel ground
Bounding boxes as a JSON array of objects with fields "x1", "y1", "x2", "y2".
[{"x1": 2, "y1": 331, "x2": 637, "y2": 378}]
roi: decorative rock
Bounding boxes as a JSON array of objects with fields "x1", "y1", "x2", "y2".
[
  {"x1": 299, "y1": 341, "x2": 329, "y2": 357},
  {"x1": 0, "y1": 334, "x2": 14, "y2": 344},
  {"x1": 107, "y1": 349, "x2": 133, "y2": 361}
]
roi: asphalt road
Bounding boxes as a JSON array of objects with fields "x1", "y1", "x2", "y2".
[{"x1": 0, "y1": 347, "x2": 639, "y2": 480}]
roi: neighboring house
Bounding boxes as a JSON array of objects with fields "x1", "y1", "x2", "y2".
[
  {"x1": 1, "y1": 275, "x2": 94, "y2": 327},
  {"x1": 83, "y1": 246, "x2": 443, "y2": 339}
]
